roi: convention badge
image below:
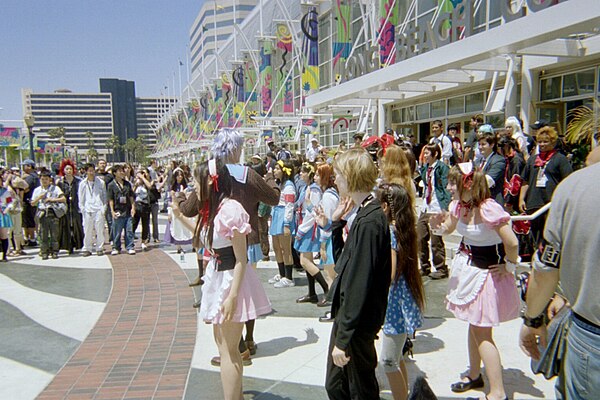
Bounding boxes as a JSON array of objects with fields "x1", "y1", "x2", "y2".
[
  {"x1": 119, "y1": 196, "x2": 127, "y2": 204},
  {"x1": 535, "y1": 168, "x2": 548, "y2": 188}
]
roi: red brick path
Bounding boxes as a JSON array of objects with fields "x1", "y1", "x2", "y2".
[{"x1": 38, "y1": 248, "x2": 197, "y2": 400}]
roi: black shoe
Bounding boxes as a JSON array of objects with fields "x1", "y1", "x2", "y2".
[
  {"x1": 450, "y1": 374, "x2": 484, "y2": 393},
  {"x1": 429, "y1": 269, "x2": 449, "y2": 280},
  {"x1": 420, "y1": 269, "x2": 431, "y2": 277},
  {"x1": 192, "y1": 300, "x2": 201, "y2": 308},
  {"x1": 296, "y1": 294, "x2": 318, "y2": 304},
  {"x1": 319, "y1": 312, "x2": 334, "y2": 323},
  {"x1": 317, "y1": 299, "x2": 332, "y2": 307},
  {"x1": 28, "y1": 240, "x2": 38, "y2": 247}
]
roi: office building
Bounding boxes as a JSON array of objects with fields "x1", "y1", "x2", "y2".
[
  {"x1": 189, "y1": 0, "x2": 257, "y2": 79},
  {"x1": 136, "y1": 97, "x2": 177, "y2": 149}
]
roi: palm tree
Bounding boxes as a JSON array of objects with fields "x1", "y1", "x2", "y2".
[
  {"x1": 134, "y1": 137, "x2": 147, "y2": 163},
  {"x1": 85, "y1": 131, "x2": 98, "y2": 161},
  {"x1": 106, "y1": 134, "x2": 120, "y2": 163},
  {"x1": 124, "y1": 138, "x2": 137, "y2": 163},
  {"x1": 566, "y1": 99, "x2": 600, "y2": 148}
]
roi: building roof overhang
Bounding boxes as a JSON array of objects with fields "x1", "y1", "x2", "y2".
[{"x1": 306, "y1": 0, "x2": 600, "y2": 110}]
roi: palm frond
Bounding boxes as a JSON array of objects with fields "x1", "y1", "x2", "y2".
[{"x1": 566, "y1": 99, "x2": 600, "y2": 145}]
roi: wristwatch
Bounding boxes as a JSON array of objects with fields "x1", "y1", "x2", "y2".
[{"x1": 521, "y1": 308, "x2": 545, "y2": 328}]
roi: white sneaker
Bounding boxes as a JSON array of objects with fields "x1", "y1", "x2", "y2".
[
  {"x1": 111, "y1": 249, "x2": 119, "y2": 256},
  {"x1": 128, "y1": 249, "x2": 136, "y2": 255},
  {"x1": 268, "y1": 274, "x2": 281, "y2": 284},
  {"x1": 273, "y1": 277, "x2": 295, "y2": 288},
  {"x1": 141, "y1": 243, "x2": 147, "y2": 251}
]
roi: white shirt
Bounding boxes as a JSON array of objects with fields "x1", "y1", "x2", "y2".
[
  {"x1": 430, "y1": 135, "x2": 453, "y2": 163},
  {"x1": 305, "y1": 145, "x2": 322, "y2": 162},
  {"x1": 32, "y1": 185, "x2": 63, "y2": 211},
  {"x1": 78, "y1": 177, "x2": 107, "y2": 213}
]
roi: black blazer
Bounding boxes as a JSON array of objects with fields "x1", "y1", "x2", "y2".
[
  {"x1": 481, "y1": 152, "x2": 506, "y2": 205},
  {"x1": 330, "y1": 199, "x2": 391, "y2": 351}
]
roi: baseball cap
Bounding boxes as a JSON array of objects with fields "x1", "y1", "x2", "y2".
[
  {"x1": 21, "y1": 159, "x2": 35, "y2": 167},
  {"x1": 530, "y1": 119, "x2": 549, "y2": 130}
]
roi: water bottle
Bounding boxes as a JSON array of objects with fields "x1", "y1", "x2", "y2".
[{"x1": 180, "y1": 252, "x2": 186, "y2": 263}]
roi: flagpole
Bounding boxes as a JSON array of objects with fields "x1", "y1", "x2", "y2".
[
  {"x1": 233, "y1": 0, "x2": 237, "y2": 60},
  {"x1": 213, "y1": 0, "x2": 219, "y2": 79},
  {"x1": 178, "y1": 60, "x2": 183, "y2": 106}
]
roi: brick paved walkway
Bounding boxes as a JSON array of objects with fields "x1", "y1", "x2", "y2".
[{"x1": 38, "y1": 248, "x2": 197, "y2": 400}]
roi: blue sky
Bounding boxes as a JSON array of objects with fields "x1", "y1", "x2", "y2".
[{"x1": 0, "y1": 0, "x2": 203, "y2": 124}]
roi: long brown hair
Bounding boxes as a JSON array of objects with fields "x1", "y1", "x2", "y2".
[
  {"x1": 448, "y1": 165, "x2": 490, "y2": 206},
  {"x1": 378, "y1": 183, "x2": 425, "y2": 311},
  {"x1": 193, "y1": 160, "x2": 232, "y2": 249},
  {"x1": 381, "y1": 144, "x2": 415, "y2": 201}
]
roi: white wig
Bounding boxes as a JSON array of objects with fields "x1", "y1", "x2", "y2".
[
  {"x1": 505, "y1": 116, "x2": 523, "y2": 136},
  {"x1": 210, "y1": 128, "x2": 244, "y2": 162}
]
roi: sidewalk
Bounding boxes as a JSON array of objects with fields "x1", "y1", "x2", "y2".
[{"x1": 0, "y1": 218, "x2": 557, "y2": 399}]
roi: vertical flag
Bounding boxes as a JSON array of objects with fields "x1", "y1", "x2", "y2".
[
  {"x1": 232, "y1": 64, "x2": 245, "y2": 128},
  {"x1": 221, "y1": 73, "x2": 234, "y2": 127},
  {"x1": 378, "y1": 0, "x2": 398, "y2": 67},
  {"x1": 301, "y1": 6, "x2": 319, "y2": 106},
  {"x1": 259, "y1": 38, "x2": 273, "y2": 117},
  {"x1": 332, "y1": 0, "x2": 352, "y2": 83},
  {"x1": 276, "y1": 23, "x2": 294, "y2": 114},
  {"x1": 243, "y1": 53, "x2": 258, "y2": 125}
]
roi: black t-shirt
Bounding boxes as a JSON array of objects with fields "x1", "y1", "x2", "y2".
[
  {"x1": 107, "y1": 179, "x2": 134, "y2": 216},
  {"x1": 23, "y1": 172, "x2": 40, "y2": 202},
  {"x1": 522, "y1": 152, "x2": 572, "y2": 210},
  {"x1": 97, "y1": 172, "x2": 113, "y2": 186}
]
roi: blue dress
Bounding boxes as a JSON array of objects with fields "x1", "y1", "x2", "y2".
[
  {"x1": 383, "y1": 225, "x2": 423, "y2": 336},
  {"x1": 0, "y1": 188, "x2": 14, "y2": 228},
  {"x1": 294, "y1": 183, "x2": 322, "y2": 253},
  {"x1": 269, "y1": 180, "x2": 296, "y2": 236}
]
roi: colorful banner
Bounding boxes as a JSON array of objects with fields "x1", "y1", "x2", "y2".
[
  {"x1": 215, "y1": 79, "x2": 224, "y2": 128},
  {"x1": 301, "y1": 119, "x2": 319, "y2": 137},
  {"x1": 301, "y1": 6, "x2": 319, "y2": 105},
  {"x1": 259, "y1": 38, "x2": 274, "y2": 117},
  {"x1": 243, "y1": 54, "x2": 258, "y2": 125},
  {"x1": 0, "y1": 127, "x2": 21, "y2": 147},
  {"x1": 332, "y1": 0, "x2": 352, "y2": 83},
  {"x1": 232, "y1": 65, "x2": 245, "y2": 128},
  {"x1": 378, "y1": 0, "x2": 398, "y2": 66},
  {"x1": 276, "y1": 23, "x2": 294, "y2": 114},
  {"x1": 222, "y1": 73, "x2": 234, "y2": 127}
]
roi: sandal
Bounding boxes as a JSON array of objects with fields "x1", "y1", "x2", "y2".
[{"x1": 451, "y1": 374, "x2": 484, "y2": 392}]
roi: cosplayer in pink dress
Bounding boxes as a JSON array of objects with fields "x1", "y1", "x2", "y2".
[
  {"x1": 199, "y1": 198, "x2": 271, "y2": 324},
  {"x1": 445, "y1": 199, "x2": 520, "y2": 327}
]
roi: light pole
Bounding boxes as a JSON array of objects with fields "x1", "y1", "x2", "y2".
[
  {"x1": 24, "y1": 113, "x2": 35, "y2": 161},
  {"x1": 74, "y1": 146, "x2": 78, "y2": 165},
  {"x1": 59, "y1": 136, "x2": 66, "y2": 159}
]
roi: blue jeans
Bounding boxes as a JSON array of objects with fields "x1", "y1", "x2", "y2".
[
  {"x1": 558, "y1": 314, "x2": 600, "y2": 399},
  {"x1": 112, "y1": 215, "x2": 134, "y2": 251}
]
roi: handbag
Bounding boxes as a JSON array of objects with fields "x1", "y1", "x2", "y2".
[{"x1": 530, "y1": 306, "x2": 571, "y2": 380}]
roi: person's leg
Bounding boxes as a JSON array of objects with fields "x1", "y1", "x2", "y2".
[
  {"x1": 49, "y1": 216, "x2": 60, "y2": 255},
  {"x1": 132, "y1": 211, "x2": 141, "y2": 234},
  {"x1": 150, "y1": 202, "x2": 159, "y2": 241},
  {"x1": 416, "y1": 212, "x2": 432, "y2": 274},
  {"x1": 258, "y1": 216, "x2": 270, "y2": 257},
  {"x1": 471, "y1": 325, "x2": 506, "y2": 400},
  {"x1": 112, "y1": 217, "x2": 124, "y2": 251},
  {"x1": 39, "y1": 217, "x2": 50, "y2": 256},
  {"x1": 272, "y1": 235, "x2": 283, "y2": 263},
  {"x1": 468, "y1": 324, "x2": 482, "y2": 379},
  {"x1": 105, "y1": 209, "x2": 113, "y2": 242},
  {"x1": 431, "y1": 233, "x2": 447, "y2": 271},
  {"x1": 380, "y1": 333, "x2": 409, "y2": 400},
  {"x1": 213, "y1": 321, "x2": 245, "y2": 400},
  {"x1": 141, "y1": 210, "x2": 150, "y2": 242},
  {"x1": 281, "y1": 234, "x2": 294, "y2": 280},
  {"x1": 11, "y1": 213, "x2": 24, "y2": 252},
  {"x1": 346, "y1": 332, "x2": 380, "y2": 399},
  {"x1": 94, "y1": 211, "x2": 105, "y2": 253},
  {"x1": 325, "y1": 323, "x2": 351, "y2": 400},
  {"x1": 0, "y1": 229, "x2": 9, "y2": 260},
  {"x1": 124, "y1": 217, "x2": 135, "y2": 251},
  {"x1": 82, "y1": 212, "x2": 94, "y2": 252}
]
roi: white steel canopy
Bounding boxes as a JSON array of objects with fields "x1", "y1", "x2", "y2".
[{"x1": 306, "y1": 0, "x2": 600, "y2": 110}]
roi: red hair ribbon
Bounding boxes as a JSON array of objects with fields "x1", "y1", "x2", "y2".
[
  {"x1": 208, "y1": 159, "x2": 219, "y2": 192},
  {"x1": 458, "y1": 162, "x2": 475, "y2": 190}
]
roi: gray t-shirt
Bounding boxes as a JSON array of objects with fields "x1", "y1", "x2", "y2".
[{"x1": 544, "y1": 162, "x2": 600, "y2": 326}]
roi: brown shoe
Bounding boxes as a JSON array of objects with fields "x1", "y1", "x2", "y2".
[
  {"x1": 210, "y1": 349, "x2": 252, "y2": 366},
  {"x1": 188, "y1": 276, "x2": 203, "y2": 287},
  {"x1": 429, "y1": 268, "x2": 449, "y2": 280},
  {"x1": 245, "y1": 340, "x2": 257, "y2": 356}
]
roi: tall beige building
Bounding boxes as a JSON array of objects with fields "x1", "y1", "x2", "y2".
[{"x1": 189, "y1": 0, "x2": 257, "y2": 78}]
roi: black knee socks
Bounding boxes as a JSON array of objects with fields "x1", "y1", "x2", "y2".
[
  {"x1": 245, "y1": 319, "x2": 255, "y2": 342},
  {"x1": 277, "y1": 261, "x2": 285, "y2": 277},
  {"x1": 285, "y1": 265, "x2": 293, "y2": 280},
  {"x1": 1, "y1": 239, "x2": 8, "y2": 259},
  {"x1": 307, "y1": 274, "x2": 316, "y2": 296},
  {"x1": 313, "y1": 271, "x2": 329, "y2": 294}
]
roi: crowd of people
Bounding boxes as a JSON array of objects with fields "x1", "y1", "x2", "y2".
[{"x1": 2, "y1": 116, "x2": 596, "y2": 399}]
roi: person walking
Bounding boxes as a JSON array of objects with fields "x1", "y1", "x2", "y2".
[
  {"x1": 0, "y1": 170, "x2": 16, "y2": 261},
  {"x1": 21, "y1": 159, "x2": 39, "y2": 246},
  {"x1": 417, "y1": 144, "x2": 451, "y2": 279},
  {"x1": 325, "y1": 148, "x2": 391, "y2": 400},
  {"x1": 132, "y1": 168, "x2": 154, "y2": 251},
  {"x1": 78, "y1": 163, "x2": 107, "y2": 256}
]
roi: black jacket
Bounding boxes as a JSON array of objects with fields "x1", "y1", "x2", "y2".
[
  {"x1": 481, "y1": 152, "x2": 507, "y2": 205},
  {"x1": 330, "y1": 199, "x2": 391, "y2": 351}
]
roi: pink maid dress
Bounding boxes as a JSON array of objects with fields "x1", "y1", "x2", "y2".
[
  {"x1": 445, "y1": 199, "x2": 520, "y2": 327},
  {"x1": 199, "y1": 198, "x2": 272, "y2": 324}
]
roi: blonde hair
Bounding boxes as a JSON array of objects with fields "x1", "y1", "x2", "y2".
[
  {"x1": 381, "y1": 145, "x2": 415, "y2": 200},
  {"x1": 334, "y1": 148, "x2": 378, "y2": 193},
  {"x1": 448, "y1": 165, "x2": 490, "y2": 206},
  {"x1": 536, "y1": 126, "x2": 558, "y2": 143}
]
